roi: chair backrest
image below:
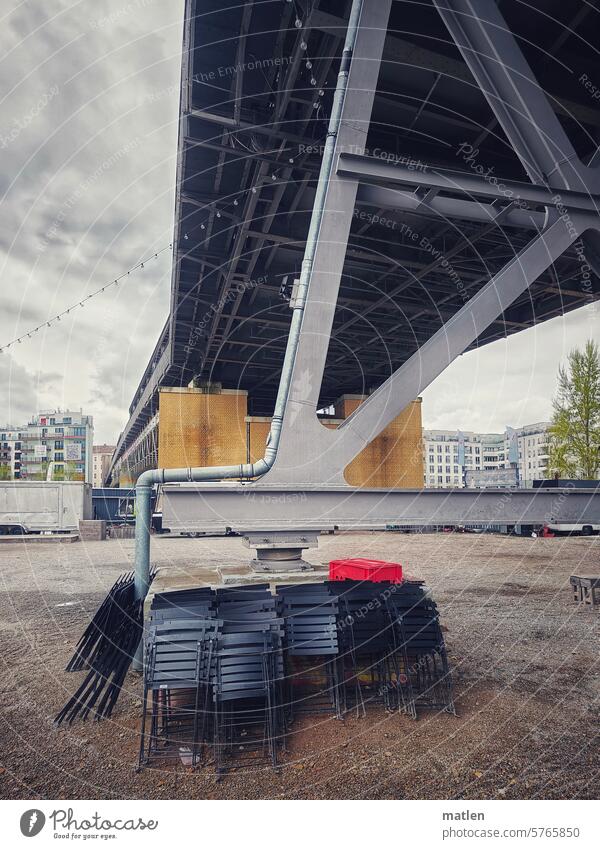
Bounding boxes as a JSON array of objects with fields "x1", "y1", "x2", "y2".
[{"x1": 145, "y1": 619, "x2": 219, "y2": 690}]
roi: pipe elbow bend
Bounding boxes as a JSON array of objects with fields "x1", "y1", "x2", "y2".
[{"x1": 136, "y1": 469, "x2": 162, "y2": 489}]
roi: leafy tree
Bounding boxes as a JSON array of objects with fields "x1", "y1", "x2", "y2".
[
  {"x1": 548, "y1": 340, "x2": 600, "y2": 479},
  {"x1": 0, "y1": 464, "x2": 12, "y2": 481}
]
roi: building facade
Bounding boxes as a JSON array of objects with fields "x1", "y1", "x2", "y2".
[
  {"x1": 423, "y1": 423, "x2": 550, "y2": 488},
  {"x1": 0, "y1": 411, "x2": 94, "y2": 482},
  {"x1": 0, "y1": 428, "x2": 24, "y2": 479},
  {"x1": 92, "y1": 444, "x2": 116, "y2": 488}
]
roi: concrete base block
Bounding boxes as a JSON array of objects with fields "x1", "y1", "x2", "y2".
[{"x1": 79, "y1": 520, "x2": 107, "y2": 541}]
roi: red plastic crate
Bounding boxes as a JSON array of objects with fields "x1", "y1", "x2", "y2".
[{"x1": 329, "y1": 557, "x2": 403, "y2": 584}]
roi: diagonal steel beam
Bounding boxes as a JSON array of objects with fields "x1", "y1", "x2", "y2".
[
  {"x1": 263, "y1": 204, "x2": 586, "y2": 484},
  {"x1": 432, "y1": 0, "x2": 600, "y2": 274}
]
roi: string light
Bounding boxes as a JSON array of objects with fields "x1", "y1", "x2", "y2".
[{"x1": 0, "y1": 243, "x2": 172, "y2": 354}]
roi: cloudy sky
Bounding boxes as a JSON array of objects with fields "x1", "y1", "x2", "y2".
[{"x1": 0, "y1": 0, "x2": 598, "y2": 444}]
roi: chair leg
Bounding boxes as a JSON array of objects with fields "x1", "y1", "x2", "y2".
[{"x1": 137, "y1": 684, "x2": 149, "y2": 771}]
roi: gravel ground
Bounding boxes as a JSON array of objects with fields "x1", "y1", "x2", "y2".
[{"x1": 0, "y1": 531, "x2": 599, "y2": 800}]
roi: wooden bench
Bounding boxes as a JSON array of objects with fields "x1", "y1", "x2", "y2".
[{"x1": 570, "y1": 575, "x2": 600, "y2": 610}]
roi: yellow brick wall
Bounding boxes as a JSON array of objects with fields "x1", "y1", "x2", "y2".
[
  {"x1": 334, "y1": 395, "x2": 423, "y2": 488},
  {"x1": 157, "y1": 389, "x2": 423, "y2": 488},
  {"x1": 247, "y1": 417, "x2": 271, "y2": 464},
  {"x1": 158, "y1": 388, "x2": 248, "y2": 469}
]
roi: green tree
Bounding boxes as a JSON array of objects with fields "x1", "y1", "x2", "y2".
[
  {"x1": 548, "y1": 340, "x2": 600, "y2": 479},
  {"x1": 0, "y1": 464, "x2": 12, "y2": 481}
]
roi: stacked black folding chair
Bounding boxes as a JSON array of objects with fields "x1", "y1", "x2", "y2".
[
  {"x1": 138, "y1": 587, "x2": 218, "y2": 769},
  {"x1": 212, "y1": 585, "x2": 285, "y2": 777},
  {"x1": 150, "y1": 587, "x2": 216, "y2": 622},
  {"x1": 135, "y1": 579, "x2": 455, "y2": 776},
  {"x1": 56, "y1": 571, "x2": 154, "y2": 726},
  {"x1": 278, "y1": 583, "x2": 343, "y2": 720},
  {"x1": 329, "y1": 580, "x2": 402, "y2": 715},
  {"x1": 386, "y1": 582, "x2": 455, "y2": 715}
]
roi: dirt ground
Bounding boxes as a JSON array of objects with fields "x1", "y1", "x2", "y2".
[{"x1": 0, "y1": 530, "x2": 599, "y2": 800}]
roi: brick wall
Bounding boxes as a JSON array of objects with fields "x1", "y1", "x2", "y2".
[
  {"x1": 157, "y1": 389, "x2": 423, "y2": 488},
  {"x1": 158, "y1": 388, "x2": 248, "y2": 469},
  {"x1": 333, "y1": 395, "x2": 424, "y2": 488}
]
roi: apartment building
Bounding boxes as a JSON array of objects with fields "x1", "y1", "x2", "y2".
[
  {"x1": 92, "y1": 444, "x2": 115, "y2": 488},
  {"x1": 423, "y1": 422, "x2": 550, "y2": 488},
  {"x1": 0, "y1": 411, "x2": 94, "y2": 482},
  {"x1": 0, "y1": 428, "x2": 23, "y2": 479}
]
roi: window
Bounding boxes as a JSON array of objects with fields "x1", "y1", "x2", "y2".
[
  {"x1": 55, "y1": 427, "x2": 63, "y2": 434},
  {"x1": 118, "y1": 498, "x2": 135, "y2": 517},
  {"x1": 437, "y1": 475, "x2": 443, "y2": 483},
  {"x1": 49, "y1": 418, "x2": 55, "y2": 426},
  {"x1": 446, "y1": 475, "x2": 451, "y2": 483},
  {"x1": 55, "y1": 453, "x2": 64, "y2": 462},
  {"x1": 54, "y1": 440, "x2": 63, "y2": 450},
  {"x1": 63, "y1": 417, "x2": 71, "y2": 424},
  {"x1": 73, "y1": 427, "x2": 85, "y2": 436}
]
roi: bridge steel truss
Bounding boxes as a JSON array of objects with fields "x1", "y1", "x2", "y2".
[{"x1": 162, "y1": 0, "x2": 600, "y2": 537}]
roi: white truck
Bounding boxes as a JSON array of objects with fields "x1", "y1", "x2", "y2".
[{"x1": 0, "y1": 481, "x2": 92, "y2": 535}]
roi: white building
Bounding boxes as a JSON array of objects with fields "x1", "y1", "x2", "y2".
[
  {"x1": 0, "y1": 428, "x2": 24, "y2": 479},
  {"x1": 423, "y1": 422, "x2": 550, "y2": 488},
  {"x1": 92, "y1": 444, "x2": 115, "y2": 488},
  {"x1": 1, "y1": 411, "x2": 94, "y2": 482}
]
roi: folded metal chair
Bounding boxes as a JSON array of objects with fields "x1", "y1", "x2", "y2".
[
  {"x1": 56, "y1": 570, "x2": 156, "y2": 725},
  {"x1": 150, "y1": 587, "x2": 216, "y2": 621},
  {"x1": 211, "y1": 611, "x2": 285, "y2": 778},
  {"x1": 278, "y1": 583, "x2": 342, "y2": 719},
  {"x1": 328, "y1": 580, "x2": 402, "y2": 715},
  {"x1": 386, "y1": 582, "x2": 455, "y2": 714},
  {"x1": 138, "y1": 618, "x2": 219, "y2": 770}
]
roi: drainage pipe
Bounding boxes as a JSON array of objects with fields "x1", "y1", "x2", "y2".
[{"x1": 132, "y1": 0, "x2": 366, "y2": 638}]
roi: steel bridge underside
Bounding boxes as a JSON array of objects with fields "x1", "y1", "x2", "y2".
[{"x1": 109, "y1": 0, "x2": 600, "y2": 486}]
